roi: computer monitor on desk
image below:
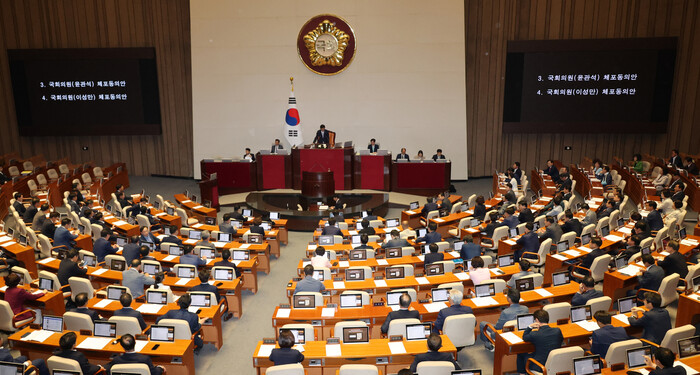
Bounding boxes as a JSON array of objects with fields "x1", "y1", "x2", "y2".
[
  {"x1": 318, "y1": 235, "x2": 333, "y2": 245},
  {"x1": 279, "y1": 328, "x2": 305, "y2": 344},
  {"x1": 293, "y1": 294, "x2": 316, "y2": 309},
  {"x1": 150, "y1": 325, "x2": 175, "y2": 342},
  {"x1": 385, "y1": 266, "x2": 405, "y2": 279},
  {"x1": 431, "y1": 288, "x2": 450, "y2": 302},
  {"x1": 345, "y1": 269, "x2": 364, "y2": 281},
  {"x1": 349, "y1": 249, "x2": 367, "y2": 260},
  {"x1": 572, "y1": 355, "x2": 602, "y2": 375},
  {"x1": 386, "y1": 291, "x2": 403, "y2": 306},
  {"x1": 425, "y1": 263, "x2": 444, "y2": 276},
  {"x1": 570, "y1": 305, "x2": 592, "y2": 323},
  {"x1": 147, "y1": 290, "x2": 168, "y2": 305},
  {"x1": 516, "y1": 314, "x2": 534, "y2": 331},
  {"x1": 43, "y1": 315, "x2": 63, "y2": 332},
  {"x1": 342, "y1": 327, "x2": 369, "y2": 344},
  {"x1": 405, "y1": 323, "x2": 432, "y2": 340},
  {"x1": 0, "y1": 361, "x2": 25, "y2": 375},
  {"x1": 339, "y1": 294, "x2": 362, "y2": 308},
  {"x1": 626, "y1": 346, "x2": 652, "y2": 368}
]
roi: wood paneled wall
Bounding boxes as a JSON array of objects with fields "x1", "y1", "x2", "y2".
[
  {"x1": 465, "y1": 0, "x2": 700, "y2": 177},
  {"x1": 0, "y1": 0, "x2": 192, "y2": 177}
]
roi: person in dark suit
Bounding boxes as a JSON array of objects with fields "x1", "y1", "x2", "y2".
[
  {"x1": 502, "y1": 207, "x2": 518, "y2": 230},
  {"x1": 421, "y1": 197, "x2": 439, "y2": 218},
  {"x1": 561, "y1": 211, "x2": 583, "y2": 236},
  {"x1": 160, "y1": 226, "x2": 183, "y2": 246},
  {"x1": 557, "y1": 173, "x2": 572, "y2": 193},
  {"x1": 23, "y1": 198, "x2": 40, "y2": 223},
  {"x1": 156, "y1": 294, "x2": 204, "y2": 350},
  {"x1": 395, "y1": 148, "x2": 410, "y2": 161},
  {"x1": 431, "y1": 149, "x2": 446, "y2": 161},
  {"x1": 31, "y1": 204, "x2": 49, "y2": 231},
  {"x1": 0, "y1": 168, "x2": 9, "y2": 185},
  {"x1": 106, "y1": 334, "x2": 164, "y2": 375},
  {"x1": 483, "y1": 212, "x2": 501, "y2": 239},
  {"x1": 270, "y1": 138, "x2": 284, "y2": 153},
  {"x1": 55, "y1": 332, "x2": 102, "y2": 375},
  {"x1": 671, "y1": 182, "x2": 685, "y2": 202},
  {"x1": 424, "y1": 243, "x2": 444, "y2": 267},
  {"x1": 67, "y1": 193, "x2": 81, "y2": 215},
  {"x1": 517, "y1": 201, "x2": 534, "y2": 223},
  {"x1": 516, "y1": 223, "x2": 539, "y2": 262},
  {"x1": 579, "y1": 237, "x2": 606, "y2": 270},
  {"x1": 645, "y1": 347, "x2": 689, "y2": 375},
  {"x1": 409, "y1": 333, "x2": 461, "y2": 372},
  {"x1": 619, "y1": 234, "x2": 643, "y2": 261},
  {"x1": 473, "y1": 195, "x2": 487, "y2": 221},
  {"x1": 243, "y1": 147, "x2": 255, "y2": 161},
  {"x1": 658, "y1": 240, "x2": 688, "y2": 278},
  {"x1": 93, "y1": 228, "x2": 118, "y2": 263},
  {"x1": 249, "y1": 217, "x2": 265, "y2": 235},
  {"x1": 367, "y1": 138, "x2": 379, "y2": 153},
  {"x1": 113, "y1": 293, "x2": 147, "y2": 331},
  {"x1": 571, "y1": 276, "x2": 604, "y2": 306},
  {"x1": 645, "y1": 201, "x2": 664, "y2": 232},
  {"x1": 460, "y1": 235, "x2": 482, "y2": 260},
  {"x1": 685, "y1": 157, "x2": 699, "y2": 175},
  {"x1": 628, "y1": 292, "x2": 671, "y2": 345},
  {"x1": 313, "y1": 124, "x2": 330, "y2": 145},
  {"x1": 502, "y1": 183, "x2": 518, "y2": 210},
  {"x1": 321, "y1": 217, "x2": 343, "y2": 236},
  {"x1": 511, "y1": 161, "x2": 522, "y2": 184},
  {"x1": 41, "y1": 212, "x2": 60, "y2": 239},
  {"x1": 189, "y1": 269, "x2": 222, "y2": 304},
  {"x1": 542, "y1": 159, "x2": 560, "y2": 183},
  {"x1": 213, "y1": 249, "x2": 241, "y2": 278},
  {"x1": 433, "y1": 289, "x2": 473, "y2": 333},
  {"x1": 517, "y1": 309, "x2": 564, "y2": 374},
  {"x1": 180, "y1": 245, "x2": 205, "y2": 267},
  {"x1": 57, "y1": 249, "x2": 88, "y2": 286},
  {"x1": 669, "y1": 149, "x2": 683, "y2": 169},
  {"x1": 12, "y1": 193, "x2": 26, "y2": 217},
  {"x1": 601, "y1": 166, "x2": 613, "y2": 187},
  {"x1": 72, "y1": 292, "x2": 102, "y2": 322},
  {"x1": 354, "y1": 234, "x2": 374, "y2": 251},
  {"x1": 121, "y1": 237, "x2": 142, "y2": 265},
  {"x1": 628, "y1": 254, "x2": 665, "y2": 296},
  {"x1": 0, "y1": 336, "x2": 50, "y2": 375},
  {"x1": 269, "y1": 330, "x2": 304, "y2": 366},
  {"x1": 416, "y1": 222, "x2": 441, "y2": 244},
  {"x1": 538, "y1": 216, "x2": 563, "y2": 248},
  {"x1": 590, "y1": 311, "x2": 630, "y2": 358},
  {"x1": 381, "y1": 229, "x2": 411, "y2": 249},
  {"x1": 380, "y1": 293, "x2": 419, "y2": 334},
  {"x1": 358, "y1": 219, "x2": 376, "y2": 236},
  {"x1": 139, "y1": 226, "x2": 161, "y2": 247},
  {"x1": 436, "y1": 193, "x2": 452, "y2": 214},
  {"x1": 218, "y1": 214, "x2": 235, "y2": 234}
]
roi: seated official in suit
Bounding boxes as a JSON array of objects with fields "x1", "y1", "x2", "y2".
[
  {"x1": 180, "y1": 245, "x2": 205, "y2": 267},
  {"x1": 645, "y1": 347, "x2": 689, "y2": 375},
  {"x1": 431, "y1": 149, "x2": 446, "y2": 161},
  {"x1": 156, "y1": 293, "x2": 204, "y2": 350},
  {"x1": 195, "y1": 230, "x2": 216, "y2": 249},
  {"x1": 506, "y1": 260, "x2": 536, "y2": 289},
  {"x1": 502, "y1": 207, "x2": 518, "y2": 230},
  {"x1": 541, "y1": 159, "x2": 560, "y2": 183},
  {"x1": 483, "y1": 212, "x2": 501, "y2": 239},
  {"x1": 671, "y1": 182, "x2": 685, "y2": 202},
  {"x1": 3, "y1": 273, "x2": 45, "y2": 321},
  {"x1": 517, "y1": 309, "x2": 564, "y2": 374},
  {"x1": 138, "y1": 246, "x2": 157, "y2": 262},
  {"x1": 311, "y1": 246, "x2": 332, "y2": 269},
  {"x1": 160, "y1": 226, "x2": 183, "y2": 246},
  {"x1": 382, "y1": 229, "x2": 411, "y2": 249},
  {"x1": 380, "y1": 293, "x2": 419, "y2": 334},
  {"x1": 629, "y1": 292, "x2": 672, "y2": 345},
  {"x1": 571, "y1": 276, "x2": 603, "y2": 306},
  {"x1": 561, "y1": 211, "x2": 583, "y2": 236},
  {"x1": 358, "y1": 219, "x2": 376, "y2": 236},
  {"x1": 618, "y1": 234, "x2": 643, "y2": 261},
  {"x1": 32, "y1": 204, "x2": 49, "y2": 231},
  {"x1": 243, "y1": 147, "x2": 255, "y2": 161},
  {"x1": 424, "y1": 243, "x2": 444, "y2": 267},
  {"x1": 218, "y1": 214, "x2": 236, "y2": 234},
  {"x1": 321, "y1": 217, "x2": 342, "y2": 236},
  {"x1": 271, "y1": 138, "x2": 284, "y2": 153},
  {"x1": 190, "y1": 269, "x2": 222, "y2": 304},
  {"x1": 269, "y1": 330, "x2": 304, "y2": 366},
  {"x1": 685, "y1": 156, "x2": 699, "y2": 175},
  {"x1": 58, "y1": 249, "x2": 88, "y2": 286},
  {"x1": 395, "y1": 147, "x2": 410, "y2": 161},
  {"x1": 517, "y1": 201, "x2": 534, "y2": 223},
  {"x1": 669, "y1": 149, "x2": 683, "y2": 169},
  {"x1": 122, "y1": 259, "x2": 155, "y2": 298},
  {"x1": 436, "y1": 192, "x2": 452, "y2": 214},
  {"x1": 473, "y1": 195, "x2": 487, "y2": 221},
  {"x1": 72, "y1": 292, "x2": 102, "y2": 322},
  {"x1": 416, "y1": 222, "x2": 441, "y2": 244},
  {"x1": 545, "y1": 195, "x2": 564, "y2": 218},
  {"x1": 354, "y1": 234, "x2": 374, "y2": 251},
  {"x1": 502, "y1": 183, "x2": 518, "y2": 210},
  {"x1": 313, "y1": 124, "x2": 330, "y2": 145},
  {"x1": 330, "y1": 195, "x2": 344, "y2": 210},
  {"x1": 367, "y1": 138, "x2": 379, "y2": 153},
  {"x1": 0, "y1": 336, "x2": 50, "y2": 375},
  {"x1": 114, "y1": 293, "x2": 147, "y2": 331},
  {"x1": 12, "y1": 192, "x2": 26, "y2": 217},
  {"x1": 212, "y1": 249, "x2": 240, "y2": 278},
  {"x1": 94, "y1": 229, "x2": 119, "y2": 263},
  {"x1": 67, "y1": 194, "x2": 81, "y2": 215},
  {"x1": 294, "y1": 265, "x2": 325, "y2": 294},
  {"x1": 538, "y1": 216, "x2": 563, "y2": 248},
  {"x1": 106, "y1": 334, "x2": 164, "y2": 375},
  {"x1": 601, "y1": 166, "x2": 613, "y2": 187},
  {"x1": 460, "y1": 235, "x2": 482, "y2": 260},
  {"x1": 516, "y1": 222, "x2": 539, "y2": 262},
  {"x1": 55, "y1": 332, "x2": 102, "y2": 375},
  {"x1": 421, "y1": 197, "x2": 439, "y2": 218},
  {"x1": 0, "y1": 168, "x2": 9, "y2": 184},
  {"x1": 23, "y1": 198, "x2": 40, "y2": 224},
  {"x1": 54, "y1": 218, "x2": 78, "y2": 250},
  {"x1": 644, "y1": 201, "x2": 664, "y2": 232},
  {"x1": 468, "y1": 256, "x2": 491, "y2": 285},
  {"x1": 627, "y1": 254, "x2": 665, "y2": 297},
  {"x1": 249, "y1": 217, "x2": 266, "y2": 235},
  {"x1": 139, "y1": 226, "x2": 161, "y2": 247},
  {"x1": 581, "y1": 203, "x2": 597, "y2": 226},
  {"x1": 433, "y1": 289, "x2": 472, "y2": 334},
  {"x1": 590, "y1": 311, "x2": 630, "y2": 358},
  {"x1": 409, "y1": 333, "x2": 461, "y2": 372},
  {"x1": 481, "y1": 288, "x2": 529, "y2": 351},
  {"x1": 579, "y1": 237, "x2": 606, "y2": 271},
  {"x1": 658, "y1": 240, "x2": 688, "y2": 278},
  {"x1": 40, "y1": 212, "x2": 59, "y2": 239}
]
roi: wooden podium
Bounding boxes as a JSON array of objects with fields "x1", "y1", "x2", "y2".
[{"x1": 301, "y1": 171, "x2": 335, "y2": 197}]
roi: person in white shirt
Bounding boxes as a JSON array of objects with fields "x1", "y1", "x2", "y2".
[
  {"x1": 663, "y1": 200, "x2": 684, "y2": 228},
  {"x1": 310, "y1": 246, "x2": 332, "y2": 268},
  {"x1": 659, "y1": 190, "x2": 674, "y2": 215},
  {"x1": 399, "y1": 220, "x2": 416, "y2": 239},
  {"x1": 468, "y1": 256, "x2": 491, "y2": 285}
]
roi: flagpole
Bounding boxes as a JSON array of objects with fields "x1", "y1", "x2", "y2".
[{"x1": 290, "y1": 76, "x2": 294, "y2": 92}]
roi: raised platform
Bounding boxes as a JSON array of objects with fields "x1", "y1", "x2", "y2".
[{"x1": 243, "y1": 192, "x2": 390, "y2": 231}]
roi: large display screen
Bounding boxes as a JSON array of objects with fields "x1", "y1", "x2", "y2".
[
  {"x1": 8, "y1": 48, "x2": 162, "y2": 136},
  {"x1": 502, "y1": 38, "x2": 676, "y2": 133}
]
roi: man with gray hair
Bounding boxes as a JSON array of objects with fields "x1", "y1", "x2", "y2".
[
  {"x1": 195, "y1": 230, "x2": 216, "y2": 249},
  {"x1": 433, "y1": 289, "x2": 473, "y2": 333}
]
